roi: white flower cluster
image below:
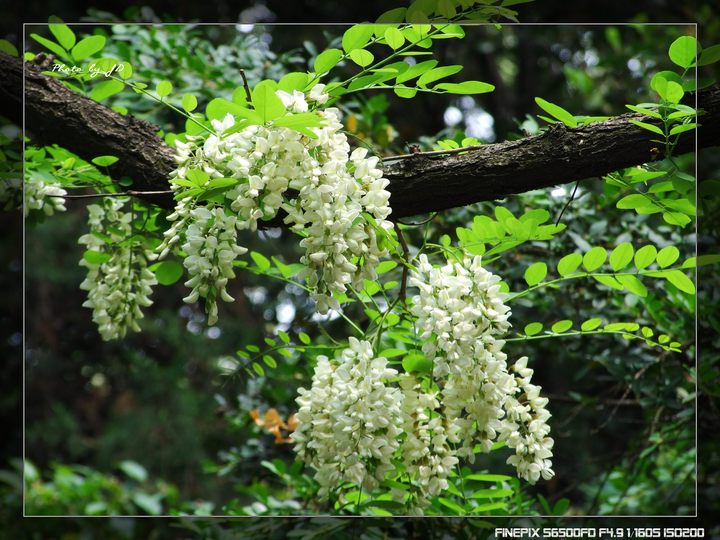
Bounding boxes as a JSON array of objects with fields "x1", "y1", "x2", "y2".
[
  {"x1": 78, "y1": 198, "x2": 157, "y2": 340},
  {"x1": 164, "y1": 84, "x2": 392, "y2": 319},
  {"x1": 24, "y1": 177, "x2": 67, "y2": 217},
  {"x1": 181, "y1": 206, "x2": 247, "y2": 325},
  {"x1": 292, "y1": 255, "x2": 554, "y2": 511},
  {"x1": 399, "y1": 374, "x2": 458, "y2": 503},
  {"x1": 409, "y1": 254, "x2": 554, "y2": 485},
  {"x1": 292, "y1": 337, "x2": 403, "y2": 499}
]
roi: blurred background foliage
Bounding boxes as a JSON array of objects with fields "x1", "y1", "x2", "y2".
[{"x1": 1, "y1": 0, "x2": 719, "y2": 537}]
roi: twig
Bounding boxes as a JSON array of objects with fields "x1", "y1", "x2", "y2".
[
  {"x1": 394, "y1": 223, "x2": 410, "y2": 305},
  {"x1": 381, "y1": 144, "x2": 485, "y2": 162},
  {"x1": 49, "y1": 189, "x2": 174, "y2": 199},
  {"x1": 239, "y1": 69, "x2": 252, "y2": 103},
  {"x1": 397, "y1": 212, "x2": 437, "y2": 227},
  {"x1": 555, "y1": 180, "x2": 580, "y2": 227}
]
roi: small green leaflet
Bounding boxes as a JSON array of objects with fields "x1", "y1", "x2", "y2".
[
  {"x1": 71, "y1": 35, "x2": 106, "y2": 61},
  {"x1": 435, "y1": 81, "x2": 494, "y2": 94},
  {"x1": 182, "y1": 94, "x2": 198, "y2": 112},
  {"x1": 90, "y1": 79, "x2": 124, "y2": 101},
  {"x1": 349, "y1": 48, "x2": 374, "y2": 67},
  {"x1": 252, "y1": 80, "x2": 286, "y2": 123},
  {"x1": 668, "y1": 35, "x2": 698, "y2": 69},
  {"x1": 250, "y1": 251, "x2": 271, "y2": 272},
  {"x1": 156, "y1": 80, "x2": 173, "y2": 98},
  {"x1": 535, "y1": 97, "x2": 577, "y2": 127},
  {"x1": 314, "y1": 48, "x2": 343, "y2": 74},
  {"x1": 49, "y1": 19, "x2": 76, "y2": 50},
  {"x1": 91, "y1": 155, "x2": 119, "y2": 167},
  {"x1": 384, "y1": 27, "x2": 405, "y2": 50},
  {"x1": 583, "y1": 246, "x2": 607, "y2": 272},
  {"x1": 524, "y1": 262, "x2": 547, "y2": 286},
  {"x1": 342, "y1": 25, "x2": 375, "y2": 53},
  {"x1": 609, "y1": 242, "x2": 634, "y2": 271},
  {"x1": 150, "y1": 260, "x2": 184, "y2": 285}
]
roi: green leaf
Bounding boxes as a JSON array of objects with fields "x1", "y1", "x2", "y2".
[
  {"x1": 314, "y1": 48, "x2": 343, "y2": 74},
  {"x1": 469, "y1": 488, "x2": 514, "y2": 499},
  {"x1": 119, "y1": 460, "x2": 148, "y2": 482},
  {"x1": 610, "y1": 242, "x2": 634, "y2": 271},
  {"x1": 524, "y1": 262, "x2": 547, "y2": 286},
  {"x1": 626, "y1": 104, "x2": 661, "y2": 119},
  {"x1": 629, "y1": 119, "x2": 664, "y2": 136},
  {"x1": 698, "y1": 44, "x2": 720, "y2": 66},
  {"x1": 669, "y1": 123, "x2": 697, "y2": 136},
  {"x1": 593, "y1": 274, "x2": 624, "y2": 290},
  {"x1": 206, "y1": 98, "x2": 261, "y2": 124},
  {"x1": 298, "y1": 332, "x2": 311, "y2": 345},
  {"x1": 250, "y1": 251, "x2": 271, "y2": 272},
  {"x1": 551, "y1": 320, "x2": 573, "y2": 333},
  {"x1": 252, "y1": 362, "x2": 265, "y2": 376},
  {"x1": 668, "y1": 35, "x2": 699, "y2": 69},
  {"x1": 278, "y1": 72, "x2": 309, "y2": 93},
  {"x1": 182, "y1": 93, "x2": 198, "y2": 112},
  {"x1": 438, "y1": 497, "x2": 465, "y2": 515},
  {"x1": 664, "y1": 81, "x2": 684, "y2": 104},
  {"x1": 0, "y1": 39, "x2": 19, "y2": 56},
  {"x1": 465, "y1": 474, "x2": 512, "y2": 482},
  {"x1": 83, "y1": 250, "x2": 111, "y2": 264},
  {"x1": 583, "y1": 246, "x2": 607, "y2": 272},
  {"x1": 581, "y1": 318, "x2": 603, "y2": 331},
  {"x1": 263, "y1": 355, "x2": 277, "y2": 368},
  {"x1": 535, "y1": 97, "x2": 577, "y2": 127},
  {"x1": 151, "y1": 260, "x2": 184, "y2": 285},
  {"x1": 656, "y1": 246, "x2": 680, "y2": 268},
  {"x1": 616, "y1": 274, "x2": 647, "y2": 297},
  {"x1": 156, "y1": 80, "x2": 173, "y2": 98},
  {"x1": 524, "y1": 322, "x2": 543, "y2": 336},
  {"x1": 634, "y1": 245, "x2": 657, "y2": 270},
  {"x1": 342, "y1": 25, "x2": 375, "y2": 53},
  {"x1": 49, "y1": 20, "x2": 76, "y2": 50},
  {"x1": 396, "y1": 59, "x2": 438, "y2": 84},
  {"x1": 91, "y1": 155, "x2": 119, "y2": 167},
  {"x1": 394, "y1": 86, "x2": 418, "y2": 98},
  {"x1": 617, "y1": 194, "x2": 651, "y2": 210},
  {"x1": 417, "y1": 65, "x2": 463, "y2": 87},
  {"x1": 349, "y1": 48, "x2": 374, "y2": 67},
  {"x1": 664, "y1": 270, "x2": 695, "y2": 294},
  {"x1": 31, "y1": 33, "x2": 70, "y2": 60},
  {"x1": 132, "y1": 493, "x2": 162, "y2": 515},
  {"x1": 402, "y1": 352, "x2": 433, "y2": 374},
  {"x1": 252, "y1": 80, "x2": 286, "y2": 123},
  {"x1": 71, "y1": 35, "x2": 106, "y2": 61},
  {"x1": 435, "y1": 80, "x2": 495, "y2": 94},
  {"x1": 384, "y1": 27, "x2": 405, "y2": 50},
  {"x1": 557, "y1": 253, "x2": 582, "y2": 276},
  {"x1": 376, "y1": 260, "x2": 398, "y2": 274},
  {"x1": 90, "y1": 79, "x2": 124, "y2": 101}
]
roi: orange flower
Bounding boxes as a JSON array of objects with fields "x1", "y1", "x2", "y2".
[{"x1": 249, "y1": 408, "x2": 297, "y2": 444}]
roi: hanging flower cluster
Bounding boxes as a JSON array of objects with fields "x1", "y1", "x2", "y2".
[
  {"x1": 293, "y1": 337, "x2": 404, "y2": 499},
  {"x1": 24, "y1": 177, "x2": 67, "y2": 217},
  {"x1": 78, "y1": 198, "x2": 157, "y2": 341},
  {"x1": 161, "y1": 85, "x2": 392, "y2": 320},
  {"x1": 409, "y1": 254, "x2": 554, "y2": 484},
  {"x1": 293, "y1": 255, "x2": 554, "y2": 512}
]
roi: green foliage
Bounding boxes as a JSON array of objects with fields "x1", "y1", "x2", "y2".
[{"x1": 21, "y1": 16, "x2": 714, "y2": 520}]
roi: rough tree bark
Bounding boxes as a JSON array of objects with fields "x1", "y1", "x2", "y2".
[{"x1": 2, "y1": 52, "x2": 718, "y2": 218}]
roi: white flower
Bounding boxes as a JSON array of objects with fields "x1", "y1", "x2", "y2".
[
  {"x1": 79, "y1": 198, "x2": 157, "y2": 340},
  {"x1": 181, "y1": 205, "x2": 247, "y2": 325},
  {"x1": 400, "y1": 374, "x2": 459, "y2": 503},
  {"x1": 292, "y1": 338, "x2": 404, "y2": 499},
  {"x1": 24, "y1": 177, "x2": 67, "y2": 217},
  {"x1": 168, "y1": 90, "x2": 393, "y2": 318}
]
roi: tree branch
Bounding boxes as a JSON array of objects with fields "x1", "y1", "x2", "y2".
[{"x1": 3, "y1": 52, "x2": 718, "y2": 217}]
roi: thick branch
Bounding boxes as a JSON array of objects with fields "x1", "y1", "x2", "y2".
[{"x1": 3, "y1": 51, "x2": 718, "y2": 217}]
